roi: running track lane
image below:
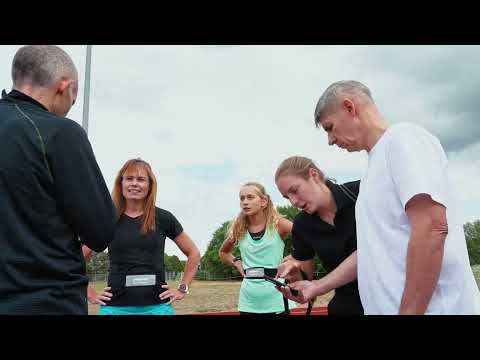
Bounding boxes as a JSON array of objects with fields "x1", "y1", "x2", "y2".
[{"x1": 197, "y1": 306, "x2": 328, "y2": 315}]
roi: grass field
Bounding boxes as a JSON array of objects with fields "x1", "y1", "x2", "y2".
[
  {"x1": 88, "y1": 266, "x2": 480, "y2": 315},
  {"x1": 88, "y1": 280, "x2": 334, "y2": 315}
]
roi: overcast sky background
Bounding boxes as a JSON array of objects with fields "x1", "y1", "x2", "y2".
[{"x1": 1, "y1": 45, "x2": 479, "y2": 260}]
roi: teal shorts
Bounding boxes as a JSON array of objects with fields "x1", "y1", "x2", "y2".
[{"x1": 98, "y1": 303, "x2": 176, "y2": 315}]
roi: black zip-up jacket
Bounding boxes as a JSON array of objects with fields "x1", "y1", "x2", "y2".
[{"x1": 0, "y1": 89, "x2": 116, "y2": 314}]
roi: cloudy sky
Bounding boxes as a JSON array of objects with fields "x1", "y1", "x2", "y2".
[{"x1": 1, "y1": 45, "x2": 479, "y2": 259}]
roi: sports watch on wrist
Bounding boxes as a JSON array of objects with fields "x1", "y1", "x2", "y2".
[{"x1": 177, "y1": 283, "x2": 189, "y2": 294}]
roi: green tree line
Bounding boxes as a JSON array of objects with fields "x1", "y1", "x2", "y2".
[
  {"x1": 199, "y1": 208, "x2": 480, "y2": 279},
  {"x1": 198, "y1": 205, "x2": 326, "y2": 279},
  {"x1": 465, "y1": 220, "x2": 480, "y2": 265},
  {"x1": 86, "y1": 215, "x2": 480, "y2": 276},
  {"x1": 86, "y1": 252, "x2": 186, "y2": 275}
]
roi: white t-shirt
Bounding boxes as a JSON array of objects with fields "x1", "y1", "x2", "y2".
[{"x1": 356, "y1": 122, "x2": 480, "y2": 314}]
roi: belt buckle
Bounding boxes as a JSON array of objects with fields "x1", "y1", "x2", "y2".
[
  {"x1": 244, "y1": 267, "x2": 265, "y2": 279},
  {"x1": 125, "y1": 274, "x2": 156, "y2": 287}
]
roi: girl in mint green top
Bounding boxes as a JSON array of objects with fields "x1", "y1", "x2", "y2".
[{"x1": 219, "y1": 182, "x2": 296, "y2": 314}]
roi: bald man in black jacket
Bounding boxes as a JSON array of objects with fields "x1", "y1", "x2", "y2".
[{"x1": 0, "y1": 45, "x2": 116, "y2": 314}]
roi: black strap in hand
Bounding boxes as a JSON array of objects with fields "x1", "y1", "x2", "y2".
[
  {"x1": 300, "y1": 270, "x2": 314, "y2": 316},
  {"x1": 282, "y1": 279, "x2": 291, "y2": 315}
]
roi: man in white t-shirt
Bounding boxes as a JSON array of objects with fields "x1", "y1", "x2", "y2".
[{"x1": 311, "y1": 80, "x2": 480, "y2": 314}]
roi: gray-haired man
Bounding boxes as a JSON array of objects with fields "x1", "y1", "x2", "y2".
[
  {"x1": 0, "y1": 45, "x2": 116, "y2": 314},
  {"x1": 313, "y1": 80, "x2": 480, "y2": 314}
]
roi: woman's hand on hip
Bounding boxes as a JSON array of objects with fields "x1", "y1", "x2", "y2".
[
  {"x1": 160, "y1": 284, "x2": 185, "y2": 304},
  {"x1": 90, "y1": 286, "x2": 113, "y2": 306}
]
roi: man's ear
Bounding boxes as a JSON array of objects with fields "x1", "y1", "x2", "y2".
[
  {"x1": 56, "y1": 78, "x2": 72, "y2": 94},
  {"x1": 342, "y1": 98, "x2": 357, "y2": 116}
]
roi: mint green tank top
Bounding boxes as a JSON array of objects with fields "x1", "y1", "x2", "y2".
[{"x1": 238, "y1": 226, "x2": 296, "y2": 313}]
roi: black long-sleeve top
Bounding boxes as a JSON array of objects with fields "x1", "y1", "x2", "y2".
[{"x1": 0, "y1": 89, "x2": 116, "y2": 314}]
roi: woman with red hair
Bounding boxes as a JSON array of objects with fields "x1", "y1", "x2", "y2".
[{"x1": 85, "y1": 158, "x2": 200, "y2": 315}]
